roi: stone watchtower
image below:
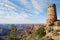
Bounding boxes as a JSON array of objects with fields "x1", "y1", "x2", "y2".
[{"x1": 46, "y1": 4, "x2": 57, "y2": 26}]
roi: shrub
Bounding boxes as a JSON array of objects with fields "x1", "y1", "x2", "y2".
[
  {"x1": 48, "y1": 27, "x2": 53, "y2": 32},
  {"x1": 53, "y1": 31, "x2": 59, "y2": 36}
]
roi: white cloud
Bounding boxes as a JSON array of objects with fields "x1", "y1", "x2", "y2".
[
  {"x1": 31, "y1": 0, "x2": 48, "y2": 13},
  {"x1": 1, "y1": 0, "x2": 59, "y2": 24},
  {"x1": 0, "y1": 0, "x2": 30, "y2": 24},
  {"x1": 0, "y1": 11, "x2": 30, "y2": 24},
  {"x1": 19, "y1": 0, "x2": 48, "y2": 15},
  {"x1": 31, "y1": 0, "x2": 40, "y2": 11},
  {"x1": 0, "y1": 0, "x2": 48, "y2": 24}
]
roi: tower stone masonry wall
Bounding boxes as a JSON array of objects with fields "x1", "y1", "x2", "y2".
[{"x1": 46, "y1": 4, "x2": 57, "y2": 26}]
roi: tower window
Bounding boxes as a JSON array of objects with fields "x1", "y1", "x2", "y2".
[
  {"x1": 52, "y1": 6, "x2": 54, "y2": 7},
  {"x1": 48, "y1": 6, "x2": 51, "y2": 8}
]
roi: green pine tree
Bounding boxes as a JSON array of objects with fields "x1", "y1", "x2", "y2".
[
  {"x1": 6, "y1": 24, "x2": 17, "y2": 40},
  {"x1": 57, "y1": 21, "x2": 60, "y2": 26},
  {"x1": 10, "y1": 24, "x2": 17, "y2": 38}
]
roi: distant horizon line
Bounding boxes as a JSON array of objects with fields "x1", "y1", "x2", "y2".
[{"x1": 0, "y1": 23, "x2": 45, "y2": 25}]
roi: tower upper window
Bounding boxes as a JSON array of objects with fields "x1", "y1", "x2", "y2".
[
  {"x1": 48, "y1": 5, "x2": 54, "y2": 8},
  {"x1": 48, "y1": 6, "x2": 51, "y2": 8}
]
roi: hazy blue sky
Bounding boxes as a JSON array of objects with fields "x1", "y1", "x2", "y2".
[{"x1": 0, "y1": 0, "x2": 60, "y2": 24}]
